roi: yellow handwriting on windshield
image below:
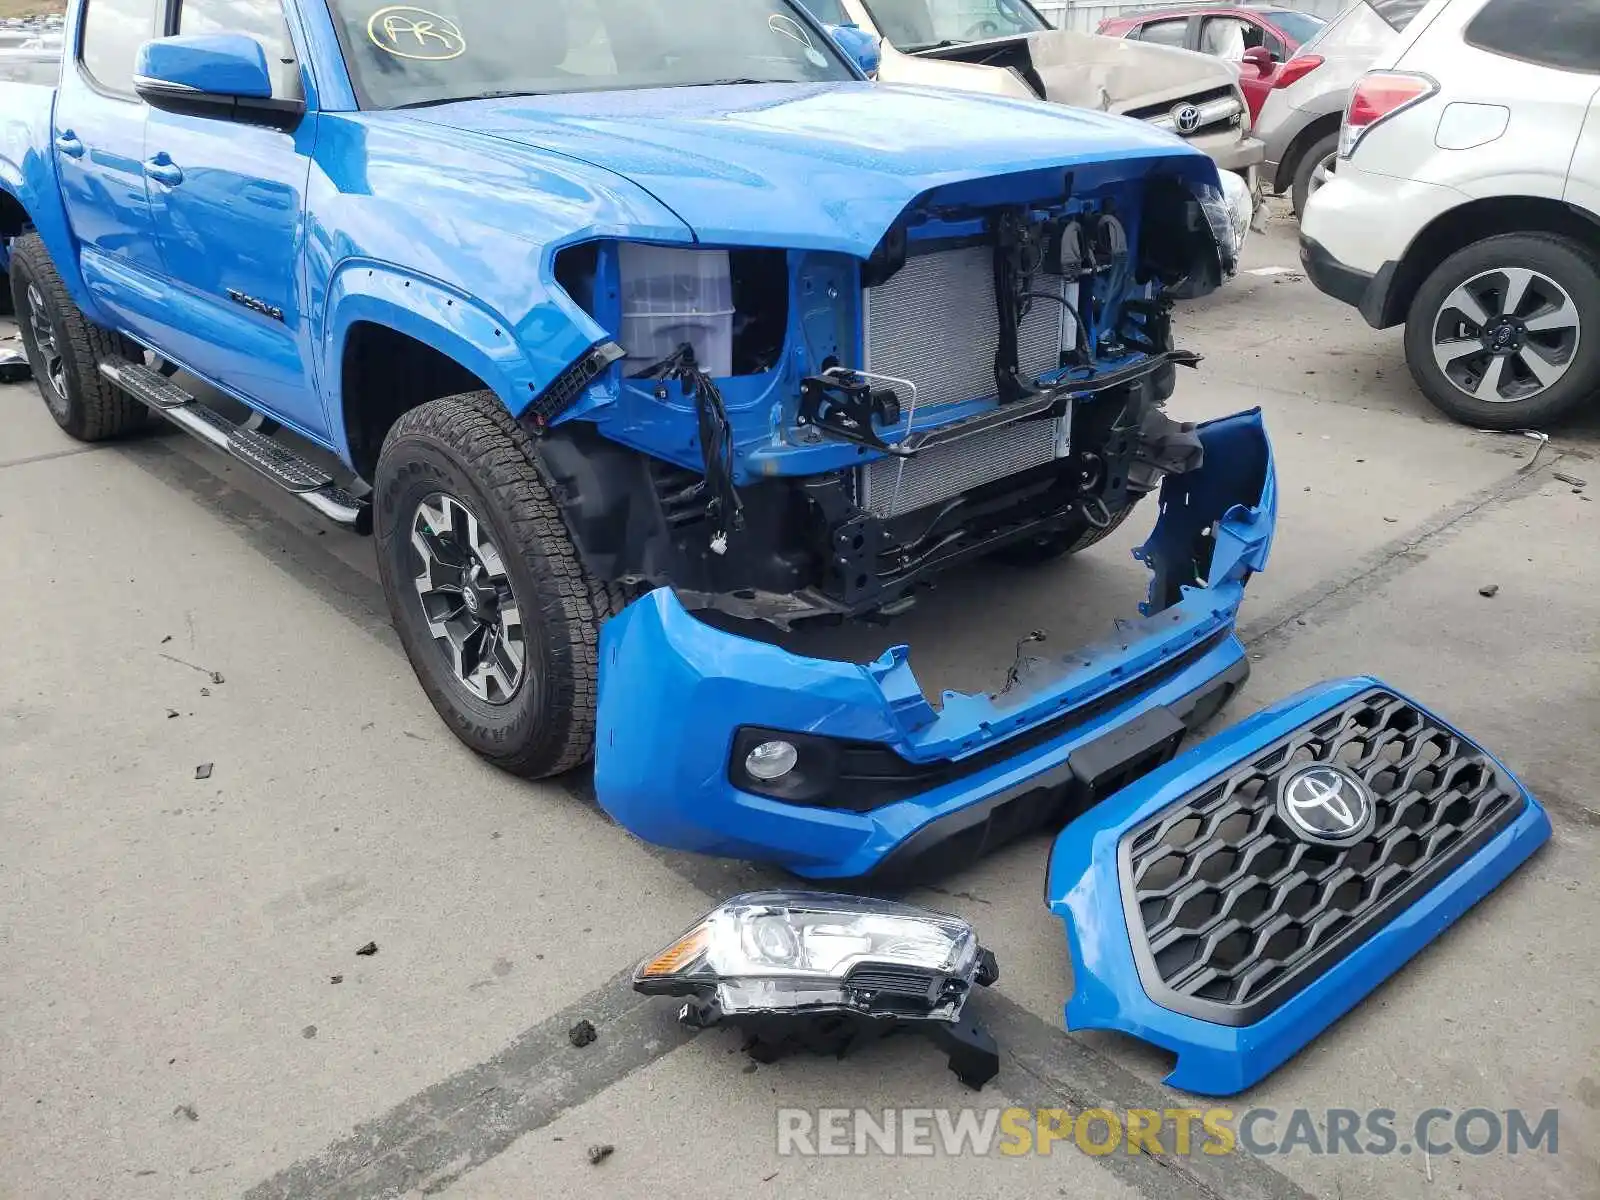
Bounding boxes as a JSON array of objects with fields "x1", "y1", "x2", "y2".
[{"x1": 367, "y1": 6, "x2": 467, "y2": 60}]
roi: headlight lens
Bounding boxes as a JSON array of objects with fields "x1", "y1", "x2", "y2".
[
  {"x1": 634, "y1": 892, "x2": 994, "y2": 1021},
  {"x1": 1217, "y1": 170, "x2": 1254, "y2": 256}
]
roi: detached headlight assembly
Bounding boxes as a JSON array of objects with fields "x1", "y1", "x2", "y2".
[{"x1": 634, "y1": 892, "x2": 1002, "y2": 1088}]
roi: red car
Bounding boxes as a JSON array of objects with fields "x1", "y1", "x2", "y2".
[{"x1": 1097, "y1": 6, "x2": 1328, "y2": 122}]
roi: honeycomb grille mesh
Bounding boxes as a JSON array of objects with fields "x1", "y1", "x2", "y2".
[
  {"x1": 863, "y1": 246, "x2": 1065, "y2": 410},
  {"x1": 1119, "y1": 690, "x2": 1525, "y2": 1019}
]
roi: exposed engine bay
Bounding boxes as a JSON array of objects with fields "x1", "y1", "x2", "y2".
[{"x1": 533, "y1": 170, "x2": 1237, "y2": 628}]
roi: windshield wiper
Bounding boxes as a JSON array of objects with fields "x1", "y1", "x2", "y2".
[
  {"x1": 905, "y1": 39, "x2": 962, "y2": 51},
  {"x1": 395, "y1": 89, "x2": 548, "y2": 110}
]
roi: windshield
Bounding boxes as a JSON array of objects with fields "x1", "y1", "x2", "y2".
[
  {"x1": 1262, "y1": 10, "x2": 1326, "y2": 43},
  {"x1": 861, "y1": 0, "x2": 1049, "y2": 51},
  {"x1": 327, "y1": 0, "x2": 857, "y2": 110}
]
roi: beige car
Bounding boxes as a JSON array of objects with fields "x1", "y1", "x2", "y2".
[{"x1": 814, "y1": 0, "x2": 1264, "y2": 200}]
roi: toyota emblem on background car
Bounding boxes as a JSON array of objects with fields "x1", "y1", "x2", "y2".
[
  {"x1": 1278, "y1": 763, "x2": 1375, "y2": 844},
  {"x1": 1171, "y1": 102, "x2": 1203, "y2": 134}
]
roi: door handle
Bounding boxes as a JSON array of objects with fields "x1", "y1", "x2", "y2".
[
  {"x1": 54, "y1": 132, "x2": 84, "y2": 158},
  {"x1": 144, "y1": 156, "x2": 184, "y2": 187}
]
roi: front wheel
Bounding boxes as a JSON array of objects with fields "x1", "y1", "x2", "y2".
[
  {"x1": 1403, "y1": 232, "x2": 1600, "y2": 429},
  {"x1": 374, "y1": 391, "x2": 611, "y2": 778}
]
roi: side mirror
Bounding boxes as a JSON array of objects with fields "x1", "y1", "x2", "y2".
[
  {"x1": 827, "y1": 23, "x2": 882, "y2": 77},
  {"x1": 1241, "y1": 45, "x2": 1274, "y2": 74},
  {"x1": 134, "y1": 34, "x2": 304, "y2": 128}
]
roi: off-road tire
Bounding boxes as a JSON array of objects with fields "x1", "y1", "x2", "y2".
[
  {"x1": 8, "y1": 233, "x2": 145, "y2": 441},
  {"x1": 1291, "y1": 131, "x2": 1338, "y2": 222},
  {"x1": 374, "y1": 391, "x2": 609, "y2": 778},
  {"x1": 1403, "y1": 232, "x2": 1600, "y2": 430},
  {"x1": 0, "y1": 245, "x2": 13, "y2": 317},
  {"x1": 990, "y1": 501, "x2": 1137, "y2": 567}
]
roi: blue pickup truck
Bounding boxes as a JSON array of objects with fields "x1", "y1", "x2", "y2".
[{"x1": 1, "y1": 0, "x2": 1276, "y2": 879}]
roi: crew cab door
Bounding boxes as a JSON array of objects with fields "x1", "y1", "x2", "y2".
[
  {"x1": 141, "y1": 0, "x2": 324, "y2": 440},
  {"x1": 51, "y1": 0, "x2": 167, "y2": 336}
]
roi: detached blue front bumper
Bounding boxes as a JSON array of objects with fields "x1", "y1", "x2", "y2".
[
  {"x1": 594, "y1": 409, "x2": 1276, "y2": 879},
  {"x1": 1046, "y1": 677, "x2": 1551, "y2": 1095}
]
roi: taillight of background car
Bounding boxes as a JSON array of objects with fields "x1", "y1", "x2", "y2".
[
  {"x1": 1272, "y1": 54, "x2": 1324, "y2": 89},
  {"x1": 1340, "y1": 70, "x2": 1438, "y2": 157}
]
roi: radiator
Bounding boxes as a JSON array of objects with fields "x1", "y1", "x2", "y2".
[
  {"x1": 857, "y1": 417, "x2": 1063, "y2": 519},
  {"x1": 857, "y1": 245, "x2": 1069, "y2": 519},
  {"x1": 863, "y1": 245, "x2": 1066, "y2": 412}
]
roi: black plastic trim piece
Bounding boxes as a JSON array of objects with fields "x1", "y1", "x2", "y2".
[
  {"x1": 833, "y1": 651, "x2": 1250, "y2": 887},
  {"x1": 729, "y1": 627, "x2": 1236, "y2": 812}
]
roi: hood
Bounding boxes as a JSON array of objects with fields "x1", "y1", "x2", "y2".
[
  {"x1": 398, "y1": 81, "x2": 1211, "y2": 258},
  {"x1": 1023, "y1": 31, "x2": 1239, "y2": 113},
  {"x1": 909, "y1": 30, "x2": 1239, "y2": 113}
]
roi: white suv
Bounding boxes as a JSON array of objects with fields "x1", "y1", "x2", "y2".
[{"x1": 1300, "y1": 0, "x2": 1600, "y2": 428}]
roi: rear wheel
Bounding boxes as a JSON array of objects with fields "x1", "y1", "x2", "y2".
[
  {"x1": 374, "y1": 390, "x2": 610, "y2": 778},
  {"x1": 1403, "y1": 233, "x2": 1600, "y2": 429},
  {"x1": 8, "y1": 233, "x2": 145, "y2": 441},
  {"x1": 1291, "y1": 131, "x2": 1338, "y2": 221},
  {"x1": 991, "y1": 501, "x2": 1137, "y2": 567}
]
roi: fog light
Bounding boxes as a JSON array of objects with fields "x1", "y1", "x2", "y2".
[{"x1": 745, "y1": 740, "x2": 798, "y2": 782}]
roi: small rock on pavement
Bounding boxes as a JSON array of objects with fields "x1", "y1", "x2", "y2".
[
  {"x1": 586, "y1": 1144, "x2": 615, "y2": 1166},
  {"x1": 302, "y1": 1025, "x2": 317, "y2": 1039},
  {"x1": 194, "y1": 763, "x2": 213, "y2": 780},
  {"x1": 355, "y1": 942, "x2": 378, "y2": 957},
  {"x1": 1553, "y1": 472, "x2": 1587, "y2": 488},
  {"x1": 172, "y1": 1104, "x2": 199, "y2": 1122},
  {"x1": 568, "y1": 1019, "x2": 597, "y2": 1048},
  {"x1": 1479, "y1": 584, "x2": 1500, "y2": 598},
  {"x1": 330, "y1": 975, "x2": 343, "y2": 985}
]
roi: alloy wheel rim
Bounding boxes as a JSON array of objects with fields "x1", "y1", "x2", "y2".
[
  {"x1": 1308, "y1": 151, "x2": 1336, "y2": 197},
  {"x1": 1430, "y1": 267, "x2": 1580, "y2": 404},
  {"x1": 410, "y1": 492, "x2": 528, "y2": 705},
  {"x1": 24, "y1": 283, "x2": 68, "y2": 411}
]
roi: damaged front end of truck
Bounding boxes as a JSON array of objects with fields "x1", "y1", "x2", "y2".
[{"x1": 528, "y1": 140, "x2": 1273, "y2": 878}]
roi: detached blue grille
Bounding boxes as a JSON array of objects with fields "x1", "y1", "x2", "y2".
[{"x1": 1118, "y1": 689, "x2": 1526, "y2": 1026}]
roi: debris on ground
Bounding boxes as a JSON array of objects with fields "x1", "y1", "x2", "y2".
[
  {"x1": 166, "y1": 709, "x2": 179, "y2": 720},
  {"x1": 172, "y1": 1104, "x2": 199, "y2": 1122},
  {"x1": 568, "y1": 1019, "x2": 597, "y2": 1048},
  {"x1": 1553, "y1": 472, "x2": 1587, "y2": 488},
  {"x1": 1479, "y1": 584, "x2": 1500, "y2": 598},
  {"x1": 200, "y1": 687, "x2": 211, "y2": 697},
  {"x1": 302, "y1": 1025, "x2": 317, "y2": 1039},
  {"x1": 210, "y1": 671, "x2": 225, "y2": 685},
  {"x1": 355, "y1": 942, "x2": 378, "y2": 957},
  {"x1": 161, "y1": 635, "x2": 173, "y2": 644},
  {"x1": 586, "y1": 1144, "x2": 615, "y2": 1166},
  {"x1": 0, "y1": 348, "x2": 31, "y2": 384},
  {"x1": 194, "y1": 764, "x2": 213, "y2": 781},
  {"x1": 330, "y1": 975, "x2": 343, "y2": 985}
]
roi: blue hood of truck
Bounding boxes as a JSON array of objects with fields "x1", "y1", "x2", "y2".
[{"x1": 399, "y1": 81, "x2": 1215, "y2": 257}]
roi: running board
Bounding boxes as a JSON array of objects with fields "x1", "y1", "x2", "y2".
[{"x1": 100, "y1": 359, "x2": 371, "y2": 533}]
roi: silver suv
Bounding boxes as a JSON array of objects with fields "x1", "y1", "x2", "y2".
[{"x1": 1255, "y1": 0, "x2": 1428, "y2": 216}]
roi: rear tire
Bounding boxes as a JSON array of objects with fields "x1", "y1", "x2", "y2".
[
  {"x1": 374, "y1": 391, "x2": 609, "y2": 778},
  {"x1": 8, "y1": 233, "x2": 146, "y2": 441},
  {"x1": 1403, "y1": 232, "x2": 1600, "y2": 429},
  {"x1": 991, "y1": 501, "x2": 1137, "y2": 567},
  {"x1": 1291, "y1": 131, "x2": 1338, "y2": 221}
]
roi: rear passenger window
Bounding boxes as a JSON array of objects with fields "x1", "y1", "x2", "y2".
[
  {"x1": 1464, "y1": 0, "x2": 1600, "y2": 73},
  {"x1": 1137, "y1": 18, "x2": 1188, "y2": 48},
  {"x1": 80, "y1": 0, "x2": 155, "y2": 94}
]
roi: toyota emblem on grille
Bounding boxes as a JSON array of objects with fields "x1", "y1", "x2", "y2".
[
  {"x1": 1278, "y1": 764, "x2": 1375, "y2": 845},
  {"x1": 1171, "y1": 102, "x2": 1203, "y2": 135}
]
